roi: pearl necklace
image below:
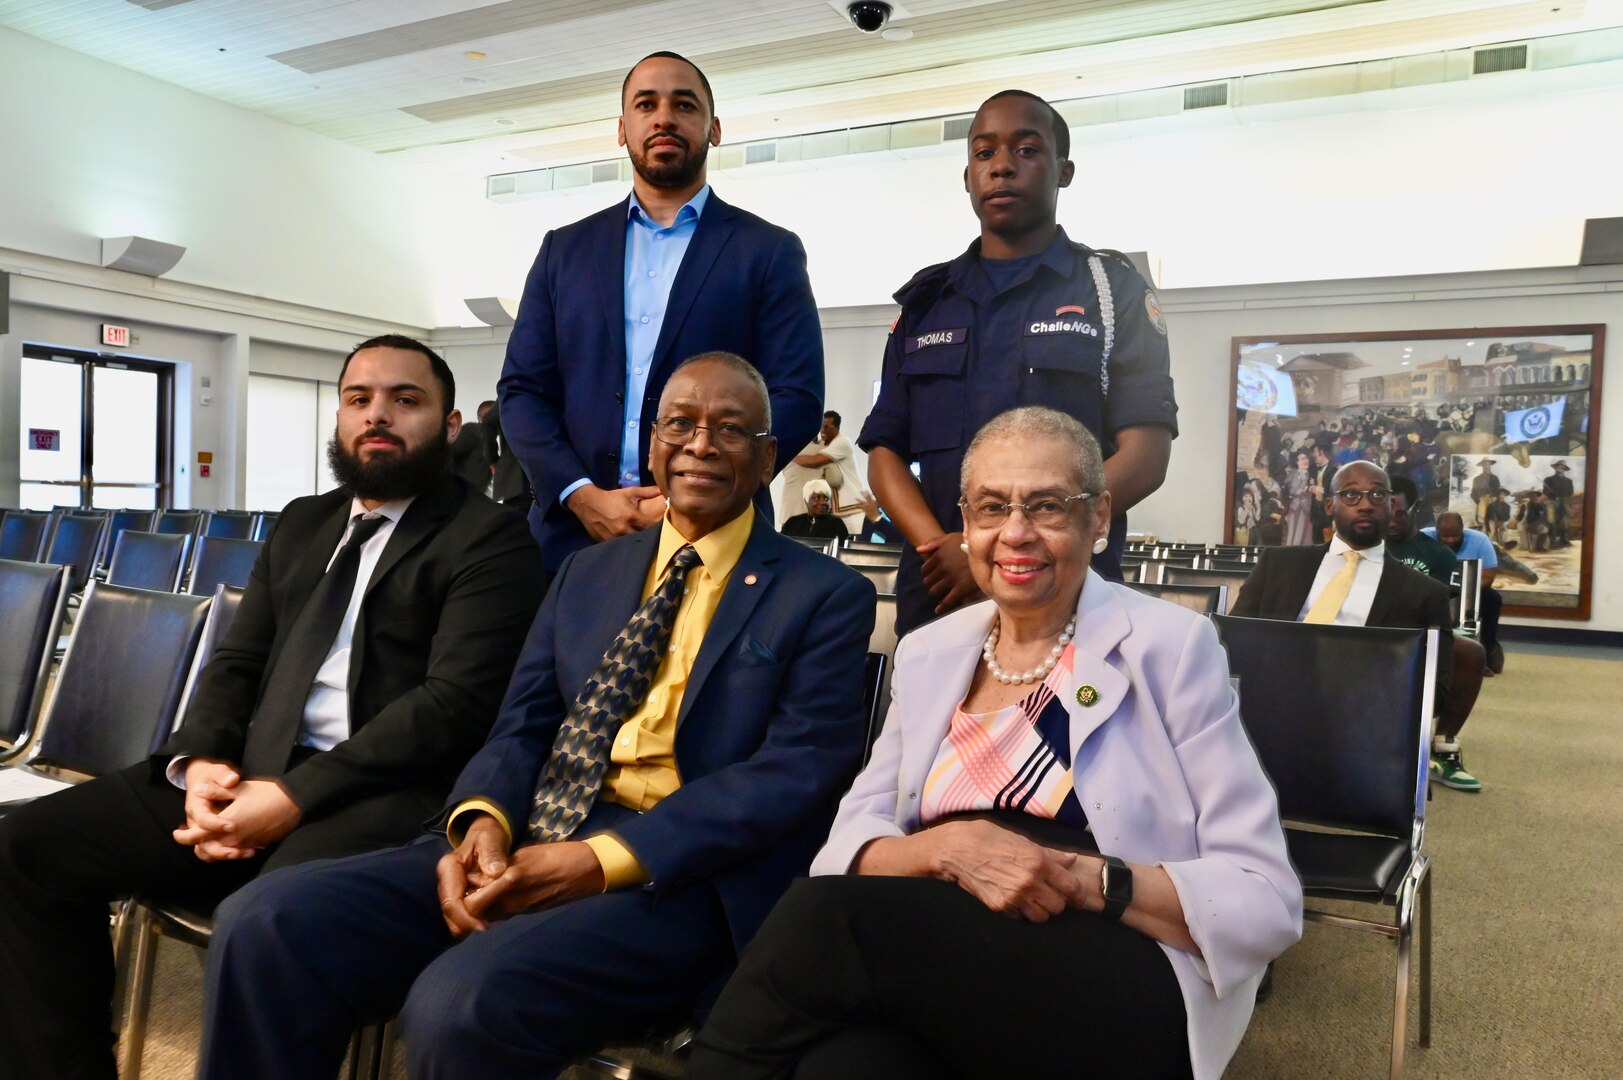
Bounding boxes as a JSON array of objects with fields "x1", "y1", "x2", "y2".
[{"x1": 982, "y1": 616, "x2": 1076, "y2": 685}]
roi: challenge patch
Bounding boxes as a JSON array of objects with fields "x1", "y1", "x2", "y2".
[
  {"x1": 1025, "y1": 318, "x2": 1099, "y2": 338},
  {"x1": 905, "y1": 327, "x2": 967, "y2": 352},
  {"x1": 1144, "y1": 291, "x2": 1167, "y2": 336}
]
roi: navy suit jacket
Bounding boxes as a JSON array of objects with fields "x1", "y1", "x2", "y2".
[
  {"x1": 446, "y1": 513, "x2": 876, "y2": 950},
  {"x1": 498, "y1": 192, "x2": 825, "y2": 570}
]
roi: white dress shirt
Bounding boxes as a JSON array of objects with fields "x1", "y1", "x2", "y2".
[
  {"x1": 168, "y1": 495, "x2": 412, "y2": 786},
  {"x1": 1298, "y1": 535, "x2": 1386, "y2": 625},
  {"x1": 299, "y1": 497, "x2": 412, "y2": 749}
]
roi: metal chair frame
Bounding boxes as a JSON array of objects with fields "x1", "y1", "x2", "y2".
[{"x1": 1214, "y1": 616, "x2": 1438, "y2": 1080}]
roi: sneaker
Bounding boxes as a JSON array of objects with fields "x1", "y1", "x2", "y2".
[{"x1": 1429, "y1": 751, "x2": 1482, "y2": 792}]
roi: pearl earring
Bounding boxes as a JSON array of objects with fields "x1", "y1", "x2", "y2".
[
  {"x1": 1092, "y1": 536, "x2": 1108, "y2": 554},
  {"x1": 959, "y1": 541, "x2": 970, "y2": 553}
]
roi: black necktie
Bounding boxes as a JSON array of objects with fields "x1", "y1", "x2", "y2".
[
  {"x1": 241, "y1": 513, "x2": 389, "y2": 776},
  {"x1": 528, "y1": 544, "x2": 702, "y2": 842}
]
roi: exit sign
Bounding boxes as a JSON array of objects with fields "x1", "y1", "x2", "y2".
[{"x1": 102, "y1": 324, "x2": 130, "y2": 347}]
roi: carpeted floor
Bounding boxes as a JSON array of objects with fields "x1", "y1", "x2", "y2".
[{"x1": 122, "y1": 642, "x2": 1623, "y2": 1078}]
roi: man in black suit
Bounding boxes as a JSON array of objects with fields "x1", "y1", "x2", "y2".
[
  {"x1": 1233, "y1": 461, "x2": 1455, "y2": 725},
  {"x1": 1234, "y1": 461, "x2": 1450, "y2": 632},
  {"x1": 448, "y1": 398, "x2": 496, "y2": 490},
  {"x1": 0, "y1": 336, "x2": 544, "y2": 1079}
]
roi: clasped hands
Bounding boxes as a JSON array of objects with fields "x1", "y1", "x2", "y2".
[
  {"x1": 435, "y1": 815, "x2": 605, "y2": 938},
  {"x1": 931, "y1": 819, "x2": 1106, "y2": 923},
  {"x1": 172, "y1": 758, "x2": 303, "y2": 861}
]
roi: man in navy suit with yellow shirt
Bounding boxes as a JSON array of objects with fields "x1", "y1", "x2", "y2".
[
  {"x1": 200, "y1": 354, "x2": 875, "y2": 1080},
  {"x1": 498, "y1": 51, "x2": 823, "y2": 578}
]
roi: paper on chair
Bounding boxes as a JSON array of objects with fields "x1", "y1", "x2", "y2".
[{"x1": 0, "y1": 768, "x2": 75, "y2": 805}]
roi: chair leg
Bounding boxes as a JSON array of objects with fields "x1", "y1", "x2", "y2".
[
  {"x1": 1418, "y1": 867, "x2": 1433, "y2": 1048},
  {"x1": 1390, "y1": 868, "x2": 1422, "y2": 1080},
  {"x1": 118, "y1": 905, "x2": 159, "y2": 1080},
  {"x1": 345, "y1": 1018, "x2": 396, "y2": 1080}
]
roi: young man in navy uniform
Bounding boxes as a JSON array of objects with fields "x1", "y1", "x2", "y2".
[{"x1": 858, "y1": 90, "x2": 1179, "y2": 636}]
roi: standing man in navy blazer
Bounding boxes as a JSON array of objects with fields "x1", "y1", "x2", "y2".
[
  {"x1": 499, "y1": 51, "x2": 824, "y2": 577},
  {"x1": 199, "y1": 354, "x2": 875, "y2": 1080}
]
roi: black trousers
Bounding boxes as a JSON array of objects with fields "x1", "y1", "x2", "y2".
[
  {"x1": 0, "y1": 759, "x2": 440, "y2": 1080},
  {"x1": 687, "y1": 875, "x2": 1193, "y2": 1080}
]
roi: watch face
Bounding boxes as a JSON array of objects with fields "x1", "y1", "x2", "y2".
[{"x1": 1102, "y1": 857, "x2": 1134, "y2": 905}]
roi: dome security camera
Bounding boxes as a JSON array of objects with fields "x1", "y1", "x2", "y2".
[{"x1": 847, "y1": 2, "x2": 891, "y2": 33}]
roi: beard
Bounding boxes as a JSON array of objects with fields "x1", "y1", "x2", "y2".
[
  {"x1": 628, "y1": 133, "x2": 709, "y2": 190},
  {"x1": 327, "y1": 425, "x2": 450, "y2": 502}
]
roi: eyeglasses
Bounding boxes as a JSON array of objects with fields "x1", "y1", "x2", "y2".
[
  {"x1": 959, "y1": 492, "x2": 1095, "y2": 529},
  {"x1": 1333, "y1": 489, "x2": 1391, "y2": 506},
  {"x1": 653, "y1": 416, "x2": 769, "y2": 454}
]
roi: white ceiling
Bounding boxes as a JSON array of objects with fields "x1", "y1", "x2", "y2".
[{"x1": 5, "y1": 0, "x2": 1621, "y2": 187}]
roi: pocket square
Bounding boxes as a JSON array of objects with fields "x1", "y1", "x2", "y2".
[{"x1": 736, "y1": 637, "x2": 778, "y2": 666}]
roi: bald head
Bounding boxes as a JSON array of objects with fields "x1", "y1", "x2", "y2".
[
  {"x1": 1436, "y1": 512, "x2": 1465, "y2": 550},
  {"x1": 1327, "y1": 461, "x2": 1391, "y2": 550}
]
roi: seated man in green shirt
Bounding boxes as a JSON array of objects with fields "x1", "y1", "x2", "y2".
[{"x1": 1387, "y1": 474, "x2": 1485, "y2": 792}]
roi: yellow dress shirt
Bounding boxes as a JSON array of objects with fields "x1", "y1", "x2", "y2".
[{"x1": 446, "y1": 505, "x2": 754, "y2": 890}]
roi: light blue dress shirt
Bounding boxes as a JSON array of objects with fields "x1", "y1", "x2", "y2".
[{"x1": 560, "y1": 186, "x2": 710, "y2": 503}]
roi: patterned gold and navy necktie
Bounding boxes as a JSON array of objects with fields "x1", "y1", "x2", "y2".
[{"x1": 527, "y1": 544, "x2": 703, "y2": 842}]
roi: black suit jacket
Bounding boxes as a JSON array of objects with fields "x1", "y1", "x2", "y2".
[
  {"x1": 1232, "y1": 543, "x2": 1453, "y2": 708},
  {"x1": 163, "y1": 474, "x2": 544, "y2": 817}
]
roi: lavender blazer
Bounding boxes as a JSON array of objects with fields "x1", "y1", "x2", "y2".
[{"x1": 813, "y1": 571, "x2": 1303, "y2": 1079}]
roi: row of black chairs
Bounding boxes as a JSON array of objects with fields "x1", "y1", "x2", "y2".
[{"x1": 0, "y1": 508, "x2": 271, "y2": 598}]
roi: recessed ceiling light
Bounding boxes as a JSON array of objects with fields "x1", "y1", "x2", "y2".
[
  {"x1": 882, "y1": 27, "x2": 913, "y2": 41},
  {"x1": 465, "y1": 50, "x2": 487, "y2": 61},
  {"x1": 494, "y1": 117, "x2": 515, "y2": 126}
]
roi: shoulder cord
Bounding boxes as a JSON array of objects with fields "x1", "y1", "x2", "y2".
[{"x1": 1087, "y1": 255, "x2": 1115, "y2": 398}]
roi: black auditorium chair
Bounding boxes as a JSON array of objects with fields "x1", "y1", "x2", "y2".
[
  {"x1": 251, "y1": 510, "x2": 280, "y2": 542},
  {"x1": 42, "y1": 512, "x2": 107, "y2": 594},
  {"x1": 0, "y1": 583, "x2": 211, "y2": 811},
  {"x1": 154, "y1": 510, "x2": 204, "y2": 538},
  {"x1": 845, "y1": 561, "x2": 898, "y2": 596},
  {"x1": 100, "y1": 509, "x2": 157, "y2": 573},
  {"x1": 0, "y1": 561, "x2": 72, "y2": 763},
  {"x1": 0, "y1": 510, "x2": 54, "y2": 561},
  {"x1": 188, "y1": 536, "x2": 263, "y2": 595},
  {"x1": 1213, "y1": 616, "x2": 1438, "y2": 1080},
  {"x1": 113, "y1": 585, "x2": 252, "y2": 1080},
  {"x1": 1125, "y1": 580, "x2": 1226, "y2": 616},
  {"x1": 105, "y1": 530, "x2": 191, "y2": 592},
  {"x1": 203, "y1": 510, "x2": 257, "y2": 540},
  {"x1": 1160, "y1": 565, "x2": 1252, "y2": 613}
]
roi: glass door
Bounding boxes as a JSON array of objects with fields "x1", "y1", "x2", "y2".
[{"x1": 18, "y1": 348, "x2": 173, "y2": 510}]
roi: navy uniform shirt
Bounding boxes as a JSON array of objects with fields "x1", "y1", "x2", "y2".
[{"x1": 859, "y1": 227, "x2": 1178, "y2": 635}]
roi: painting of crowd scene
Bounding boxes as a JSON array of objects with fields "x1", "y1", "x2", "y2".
[{"x1": 1226, "y1": 326, "x2": 1603, "y2": 618}]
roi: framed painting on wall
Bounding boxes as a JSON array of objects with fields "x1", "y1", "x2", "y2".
[{"x1": 1226, "y1": 325, "x2": 1604, "y2": 619}]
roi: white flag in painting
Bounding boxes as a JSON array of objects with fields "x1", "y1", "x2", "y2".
[{"x1": 1502, "y1": 399, "x2": 1565, "y2": 442}]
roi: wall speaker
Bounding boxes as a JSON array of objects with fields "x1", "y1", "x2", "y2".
[
  {"x1": 1579, "y1": 218, "x2": 1623, "y2": 266},
  {"x1": 100, "y1": 236, "x2": 186, "y2": 277},
  {"x1": 464, "y1": 297, "x2": 519, "y2": 326}
]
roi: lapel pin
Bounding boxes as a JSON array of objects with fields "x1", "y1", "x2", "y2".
[
  {"x1": 744, "y1": 573, "x2": 758, "y2": 585},
  {"x1": 1075, "y1": 685, "x2": 1099, "y2": 707}
]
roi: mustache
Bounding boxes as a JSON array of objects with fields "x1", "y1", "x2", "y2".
[
  {"x1": 354, "y1": 428, "x2": 404, "y2": 449},
  {"x1": 644, "y1": 132, "x2": 689, "y2": 151}
]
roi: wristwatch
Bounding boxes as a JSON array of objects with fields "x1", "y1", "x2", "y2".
[{"x1": 1099, "y1": 855, "x2": 1133, "y2": 921}]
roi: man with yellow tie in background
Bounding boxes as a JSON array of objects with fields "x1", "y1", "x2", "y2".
[{"x1": 1231, "y1": 461, "x2": 1453, "y2": 702}]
